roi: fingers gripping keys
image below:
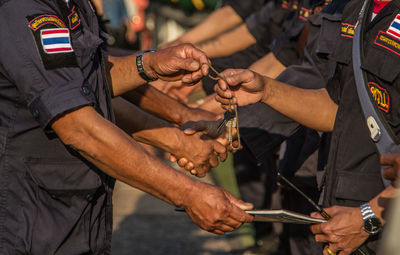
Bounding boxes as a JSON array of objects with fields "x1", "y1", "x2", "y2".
[
  {"x1": 226, "y1": 100, "x2": 241, "y2": 151},
  {"x1": 203, "y1": 62, "x2": 241, "y2": 151},
  {"x1": 216, "y1": 109, "x2": 235, "y2": 134}
]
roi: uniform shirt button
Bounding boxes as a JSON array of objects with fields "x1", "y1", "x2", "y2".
[
  {"x1": 82, "y1": 86, "x2": 91, "y2": 95},
  {"x1": 32, "y1": 108, "x2": 40, "y2": 119},
  {"x1": 86, "y1": 194, "x2": 94, "y2": 202}
]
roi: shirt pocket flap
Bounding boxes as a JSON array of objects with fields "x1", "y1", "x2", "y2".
[
  {"x1": 362, "y1": 44, "x2": 400, "y2": 83},
  {"x1": 316, "y1": 13, "x2": 343, "y2": 55},
  {"x1": 330, "y1": 35, "x2": 352, "y2": 65},
  {"x1": 335, "y1": 171, "x2": 384, "y2": 202},
  {"x1": 26, "y1": 158, "x2": 102, "y2": 193}
]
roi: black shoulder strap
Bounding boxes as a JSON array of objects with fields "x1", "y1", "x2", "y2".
[{"x1": 352, "y1": 0, "x2": 397, "y2": 187}]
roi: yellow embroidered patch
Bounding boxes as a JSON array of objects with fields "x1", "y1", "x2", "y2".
[
  {"x1": 29, "y1": 15, "x2": 66, "y2": 31},
  {"x1": 374, "y1": 31, "x2": 400, "y2": 56},
  {"x1": 340, "y1": 23, "x2": 355, "y2": 38},
  {"x1": 68, "y1": 7, "x2": 81, "y2": 30},
  {"x1": 369, "y1": 82, "x2": 390, "y2": 112}
]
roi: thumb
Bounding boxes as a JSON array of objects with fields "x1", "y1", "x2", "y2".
[
  {"x1": 178, "y1": 58, "x2": 201, "y2": 72},
  {"x1": 182, "y1": 120, "x2": 208, "y2": 135},
  {"x1": 226, "y1": 192, "x2": 254, "y2": 211},
  {"x1": 181, "y1": 119, "x2": 224, "y2": 138}
]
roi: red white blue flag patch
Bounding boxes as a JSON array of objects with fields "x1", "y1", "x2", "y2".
[
  {"x1": 40, "y1": 28, "x2": 73, "y2": 54},
  {"x1": 387, "y1": 14, "x2": 400, "y2": 40}
]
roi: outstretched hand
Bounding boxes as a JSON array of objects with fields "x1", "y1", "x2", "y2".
[
  {"x1": 183, "y1": 181, "x2": 254, "y2": 235},
  {"x1": 310, "y1": 206, "x2": 369, "y2": 255},
  {"x1": 146, "y1": 44, "x2": 210, "y2": 85},
  {"x1": 214, "y1": 69, "x2": 268, "y2": 109}
]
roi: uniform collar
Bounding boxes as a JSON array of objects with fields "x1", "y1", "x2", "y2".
[{"x1": 366, "y1": 0, "x2": 396, "y2": 31}]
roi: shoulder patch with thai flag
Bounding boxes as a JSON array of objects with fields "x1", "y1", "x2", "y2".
[
  {"x1": 41, "y1": 28, "x2": 73, "y2": 54},
  {"x1": 387, "y1": 14, "x2": 400, "y2": 40},
  {"x1": 27, "y1": 13, "x2": 78, "y2": 70}
]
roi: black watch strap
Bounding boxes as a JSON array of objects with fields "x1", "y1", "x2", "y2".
[{"x1": 136, "y1": 49, "x2": 157, "y2": 82}]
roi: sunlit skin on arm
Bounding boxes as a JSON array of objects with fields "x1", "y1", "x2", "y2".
[
  {"x1": 122, "y1": 84, "x2": 218, "y2": 126},
  {"x1": 215, "y1": 69, "x2": 338, "y2": 132},
  {"x1": 51, "y1": 106, "x2": 253, "y2": 234},
  {"x1": 112, "y1": 97, "x2": 226, "y2": 176},
  {"x1": 162, "y1": 5, "x2": 243, "y2": 48},
  {"x1": 310, "y1": 185, "x2": 397, "y2": 255},
  {"x1": 107, "y1": 44, "x2": 210, "y2": 97}
]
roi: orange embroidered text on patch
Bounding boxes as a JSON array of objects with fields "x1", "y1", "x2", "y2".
[{"x1": 368, "y1": 82, "x2": 390, "y2": 112}]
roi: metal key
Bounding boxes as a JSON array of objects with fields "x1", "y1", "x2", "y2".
[{"x1": 216, "y1": 110, "x2": 236, "y2": 135}]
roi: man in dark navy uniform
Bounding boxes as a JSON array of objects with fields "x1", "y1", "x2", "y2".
[
  {"x1": 0, "y1": 0, "x2": 255, "y2": 254},
  {"x1": 213, "y1": 0, "x2": 400, "y2": 254}
]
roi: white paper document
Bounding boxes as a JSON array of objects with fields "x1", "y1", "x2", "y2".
[{"x1": 246, "y1": 209, "x2": 327, "y2": 224}]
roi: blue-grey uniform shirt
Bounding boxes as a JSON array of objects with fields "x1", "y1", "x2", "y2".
[{"x1": 0, "y1": 0, "x2": 115, "y2": 254}]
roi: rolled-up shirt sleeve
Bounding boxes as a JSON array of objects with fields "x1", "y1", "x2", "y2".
[
  {"x1": 245, "y1": 2, "x2": 288, "y2": 45},
  {"x1": 0, "y1": 3, "x2": 96, "y2": 130}
]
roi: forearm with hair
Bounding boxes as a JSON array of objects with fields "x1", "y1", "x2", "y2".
[
  {"x1": 107, "y1": 54, "x2": 157, "y2": 97},
  {"x1": 262, "y1": 77, "x2": 338, "y2": 132},
  {"x1": 122, "y1": 84, "x2": 193, "y2": 125},
  {"x1": 113, "y1": 97, "x2": 183, "y2": 154},
  {"x1": 52, "y1": 106, "x2": 195, "y2": 207}
]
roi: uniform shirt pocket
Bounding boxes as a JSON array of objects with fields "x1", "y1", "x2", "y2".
[
  {"x1": 316, "y1": 13, "x2": 343, "y2": 56},
  {"x1": 335, "y1": 170, "x2": 384, "y2": 203},
  {"x1": 25, "y1": 158, "x2": 102, "y2": 203}
]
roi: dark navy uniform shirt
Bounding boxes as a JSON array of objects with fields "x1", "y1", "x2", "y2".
[
  {"x1": 0, "y1": 0, "x2": 114, "y2": 254},
  {"x1": 238, "y1": 4, "x2": 342, "y2": 162},
  {"x1": 269, "y1": 0, "x2": 329, "y2": 67},
  {"x1": 240, "y1": 2, "x2": 398, "y2": 251},
  {"x1": 222, "y1": 0, "x2": 268, "y2": 20},
  {"x1": 245, "y1": 1, "x2": 292, "y2": 49},
  {"x1": 323, "y1": 0, "x2": 400, "y2": 208}
]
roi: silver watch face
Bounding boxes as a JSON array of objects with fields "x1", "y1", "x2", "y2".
[{"x1": 363, "y1": 217, "x2": 382, "y2": 235}]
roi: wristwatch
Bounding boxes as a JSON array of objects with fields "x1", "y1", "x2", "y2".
[
  {"x1": 136, "y1": 49, "x2": 158, "y2": 82},
  {"x1": 360, "y1": 203, "x2": 382, "y2": 235}
]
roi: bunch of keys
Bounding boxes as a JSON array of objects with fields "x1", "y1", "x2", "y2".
[
  {"x1": 216, "y1": 99, "x2": 241, "y2": 151},
  {"x1": 204, "y1": 62, "x2": 241, "y2": 150}
]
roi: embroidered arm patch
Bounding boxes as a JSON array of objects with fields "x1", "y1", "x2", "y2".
[{"x1": 27, "y1": 14, "x2": 78, "y2": 70}]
